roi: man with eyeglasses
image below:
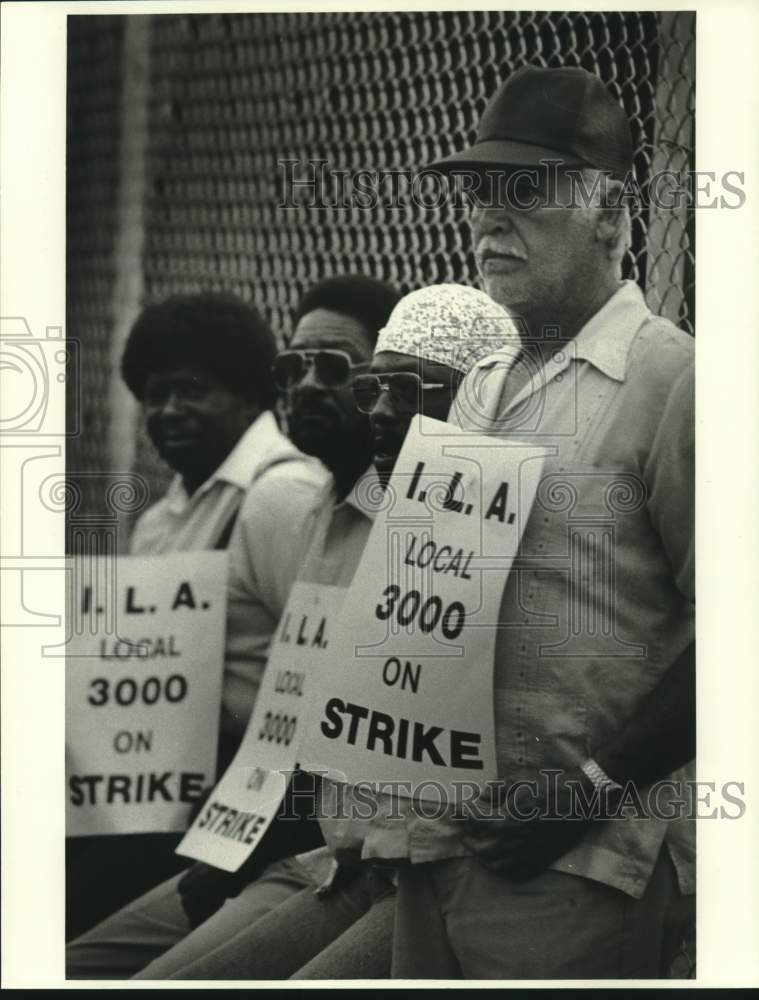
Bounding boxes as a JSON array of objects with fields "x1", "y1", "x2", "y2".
[
  {"x1": 272, "y1": 277, "x2": 384, "y2": 501},
  {"x1": 67, "y1": 275, "x2": 401, "y2": 979}
]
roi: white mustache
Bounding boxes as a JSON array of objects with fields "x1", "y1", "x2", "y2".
[{"x1": 477, "y1": 244, "x2": 528, "y2": 262}]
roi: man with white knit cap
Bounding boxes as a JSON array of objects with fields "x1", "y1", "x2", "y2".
[{"x1": 356, "y1": 283, "x2": 519, "y2": 484}]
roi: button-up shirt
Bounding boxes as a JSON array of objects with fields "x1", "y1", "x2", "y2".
[
  {"x1": 291, "y1": 472, "x2": 378, "y2": 890},
  {"x1": 130, "y1": 410, "x2": 330, "y2": 735},
  {"x1": 129, "y1": 411, "x2": 305, "y2": 554},
  {"x1": 317, "y1": 282, "x2": 695, "y2": 900}
]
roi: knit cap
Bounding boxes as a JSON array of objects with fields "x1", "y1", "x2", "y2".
[{"x1": 374, "y1": 284, "x2": 518, "y2": 373}]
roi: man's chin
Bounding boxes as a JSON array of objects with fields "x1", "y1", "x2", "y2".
[
  {"x1": 156, "y1": 440, "x2": 200, "y2": 469},
  {"x1": 373, "y1": 453, "x2": 398, "y2": 481},
  {"x1": 290, "y1": 414, "x2": 338, "y2": 454},
  {"x1": 289, "y1": 426, "x2": 327, "y2": 459},
  {"x1": 481, "y1": 274, "x2": 526, "y2": 313}
]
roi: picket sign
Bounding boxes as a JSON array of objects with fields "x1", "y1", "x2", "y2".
[
  {"x1": 66, "y1": 552, "x2": 228, "y2": 836},
  {"x1": 300, "y1": 417, "x2": 545, "y2": 800},
  {"x1": 177, "y1": 582, "x2": 346, "y2": 872}
]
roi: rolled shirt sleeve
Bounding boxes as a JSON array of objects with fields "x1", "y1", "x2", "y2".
[
  {"x1": 221, "y1": 461, "x2": 330, "y2": 739},
  {"x1": 643, "y1": 364, "x2": 695, "y2": 605}
]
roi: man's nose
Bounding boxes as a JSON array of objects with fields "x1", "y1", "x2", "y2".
[
  {"x1": 298, "y1": 360, "x2": 323, "y2": 390},
  {"x1": 289, "y1": 379, "x2": 325, "y2": 417},
  {"x1": 368, "y1": 385, "x2": 397, "y2": 423},
  {"x1": 161, "y1": 390, "x2": 186, "y2": 416},
  {"x1": 470, "y1": 201, "x2": 515, "y2": 233}
]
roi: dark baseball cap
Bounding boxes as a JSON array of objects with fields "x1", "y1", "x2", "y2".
[{"x1": 428, "y1": 64, "x2": 634, "y2": 181}]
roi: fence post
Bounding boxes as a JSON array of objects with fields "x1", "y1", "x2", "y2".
[
  {"x1": 645, "y1": 11, "x2": 696, "y2": 333},
  {"x1": 107, "y1": 15, "x2": 151, "y2": 548}
]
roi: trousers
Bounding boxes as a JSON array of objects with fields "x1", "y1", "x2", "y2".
[
  {"x1": 159, "y1": 866, "x2": 396, "y2": 980},
  {"x1": 66, "y1": 856, "x2": 312, "y2": 980},
  {"x1": 392, "y1": 845, "x2": 686, "y2": 979}
]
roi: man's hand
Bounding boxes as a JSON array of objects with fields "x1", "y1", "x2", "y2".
[
  {"x1": 461, "y1": 641, "x2": 695, "y2": 883},
  {"x1": 458, "y1": 768, "x2": 619, "y2": 882},
  {"x1": 177, "y1": 862, "x2": 249, "y2": 929},
  {"x1": 186, "y1": 785, "x2": 214, "y2": 826}
]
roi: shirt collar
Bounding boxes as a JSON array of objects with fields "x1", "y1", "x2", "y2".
[
  {"x1": 472, "y1": 280, "x2": 651, "y2": 385},
  {"x1": 210, "y1": 410, "x2": 284, "y2": 490},
  {"x1": 163, "y1": 475, "x2": 190, "y2": 515},
  {"x1": 343, "y1": 466, "x2": 381, "y2": 522},
  {"x1": 164, "y1": 410, "x2": 287, "y2": 510},
  {"x1": 570, "y1": 280, "x2": 651, "y2": 382}
]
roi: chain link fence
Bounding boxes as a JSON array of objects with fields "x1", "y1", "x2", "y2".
[
  {"x1": 67, "y1": 16, "x2": 126, "y2": 527},
  {"x1": 67, "y1": 8, "x2": 696, "y2": 528}
]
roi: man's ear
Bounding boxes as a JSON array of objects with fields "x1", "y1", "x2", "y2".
[
  {"x1": 243, "y1": 398, "x2": 263, "y2": 424},
  {"x1": 595, "y1": 205, "x2": 631, "y2": 262},
  {"x1": 595, "y1": 207, "x2": 617, "y2": 244}
]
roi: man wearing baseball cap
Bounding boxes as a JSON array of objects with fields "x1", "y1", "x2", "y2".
[
  {"x1": 387, "y1": 65, "x2": 695, "y2": 978},
  {"x1": 436, "y1": 63, "x2": 634, "y2": 179}
]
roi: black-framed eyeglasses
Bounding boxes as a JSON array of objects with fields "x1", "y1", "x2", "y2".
[
  {"x1": 272, "y1": 349, "x2": 369, "y2": 391},
  {"x1": 352, "y1": 373, "x2": 448, "y2": 414}
]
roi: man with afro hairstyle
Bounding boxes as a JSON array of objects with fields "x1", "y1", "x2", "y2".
[{"x1": 67, "y1": 291, "x2": 328, "y2": 939}]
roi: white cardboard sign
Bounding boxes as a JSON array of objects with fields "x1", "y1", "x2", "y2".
[
  {"x1": 177, "y1": 582, "x2": 346, "y2": 872},
  {"x1": 66, "y1": 552, "x2": 228, "y2": 836},
  {"x1": 300, "y1": 418, "x2": 545, "y2": 799}
]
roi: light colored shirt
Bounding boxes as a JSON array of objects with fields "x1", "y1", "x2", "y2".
[
  {"x1": 129, "y1": 411, "x2": 301, "y2": 554},
  {"x1": 290, "y1": 473, "x2": 378, "y2": 888},
  {"x1": 222, "y1": 458, "x2": 331, "y2": 735},
  {"x1": 130, "y1": 410, "x2": 330, "y2": 735},
  {"x1": 452, "y1": 280, "x2": 695, "y2": 899},
  {"x1": 316, "y1": 281, "x2": 695, "y2": 900},
  {"x1": 295, "y1": 475, "x2": 377, "y2": 590}
]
